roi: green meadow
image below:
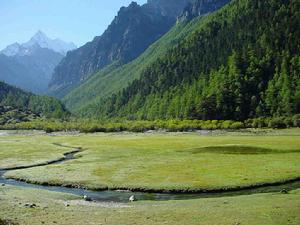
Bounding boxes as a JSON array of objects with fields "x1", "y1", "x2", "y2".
[
  {"x1": 0, "y1": 129, "x2": 300, "y2": 225},
  {"x1": 1, "y1": 184, "x2": 300, "y2": 225},
  {"x1": 1, "y1": 129, "x2": 300, "y2": 191}
]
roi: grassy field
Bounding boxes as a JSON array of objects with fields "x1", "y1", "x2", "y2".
[
  {"x1": 0, "y1": 132, "x2": 74, "y2": 169},
  {"x1": 0, "y1": 184, "x2": 300, "y2": 225},
  {"x1": 1, "y1": 129, "x2": 300, "y2": 224},
  {"x1": 1, "y1": 129, "x2": 300, "y2": 191}
]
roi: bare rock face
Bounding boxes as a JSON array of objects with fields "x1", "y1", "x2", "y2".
[
  {"x1": 146, "y1": 0, "x2": 191, "y2": 17},
  {"x1": 178, "y1": 0, "x2": 231, "y2": 22}
]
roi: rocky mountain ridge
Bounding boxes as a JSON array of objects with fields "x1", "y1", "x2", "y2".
[{"x1": 1, "y1": 30, "x2": 76, "y2": 56}]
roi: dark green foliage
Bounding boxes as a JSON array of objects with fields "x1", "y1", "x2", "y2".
[
  {"x1": 61, "y1": 1, "x2": 230, "y2": 113},
  {"x1": 292, "y1": 114, "x2": 300, "y2": 127},
  {"x1": 87, "y1": 0, "x2": 299, "y2": 120},
  {"x1": 0, "y1": 82, "x2": 69, "y2": 119}
]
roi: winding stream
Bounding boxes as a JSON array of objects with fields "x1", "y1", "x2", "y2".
[{"x1": 1, "y1": 148, "x2": 300, "y2": 203}]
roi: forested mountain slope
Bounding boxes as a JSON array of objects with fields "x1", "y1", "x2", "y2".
[
  {"x1": 87, "y1": 0, "x2": 300, "y2": 120},
  {"x1": 0, "y1": 82, "x2": 69, "y2": 118},
  {"x1": 61, "y1": 0, "x2": 231, "y2": 112},
  {"x1": 48, "y1": 0, "x2": 191, "y2": 97}
]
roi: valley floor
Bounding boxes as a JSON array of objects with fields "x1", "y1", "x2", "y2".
[
  {"x1": 0, "y1": 129, "x2": 300, "y2": 224},
  {"x1": 1, "y1": 185, "x2": 300, "y2": 225}
]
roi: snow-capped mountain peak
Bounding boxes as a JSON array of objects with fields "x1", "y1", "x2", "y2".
[
  {"x1": 1, "y1": 31, "x2": 77, "y2": 56},
  {"x1": 29, "y1": 30, "x2": 50, "y2": 44}
]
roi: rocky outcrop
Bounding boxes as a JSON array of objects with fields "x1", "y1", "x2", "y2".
[{"x1": 178, "y1": 0, "x2": 231, "y2": 22}]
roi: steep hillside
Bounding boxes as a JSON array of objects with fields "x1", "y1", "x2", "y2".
[
  {"x1": 62, "y1": 20, "x2": 198, "y2": 112},
  {"x1": 179, "y1": 0, "x2": 230, "y2": 21},
  {"x1": 87, "y1": 0, "x2": 300, "y2": 120},
  {"x1": 0, "y1": 82, "x2": 69, "y2": 119},
  {"x1": 61, "y1": 0, "x2": 231, "y2": 112},
  {"x1": 48, "y1": 0, "x2": 191, "y2": 97}
]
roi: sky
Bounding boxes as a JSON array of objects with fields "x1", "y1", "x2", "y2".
[{"x1": 0, "y1": 0, "x2": 147, "y2": 50}]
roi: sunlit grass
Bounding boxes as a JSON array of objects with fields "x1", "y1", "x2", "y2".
[
  {"x1": 1, "y1": 185, "x2": 300, "y2": 225},
  {"x1": 1, "y1": 129, "x2": 300, "y2": 191},
  {"x1": 0, "y1": 135, "x2": 71, "y2": 169}
]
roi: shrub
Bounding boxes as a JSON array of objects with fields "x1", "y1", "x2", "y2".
[
  {"x1": 292, "y1": 114, "x2": 300, "y2": 127},
  {"x1": 248, "y1": 118, "x2": 268, "y2": 128},
  {"x1": 268, "y1": 117, "x2": 287, "y2": 129},
  {"x1": 1, "y1": 116, "x2": 299, "y2": 132},
  {"x1": 283, "y1": 117, "x2": 293, "y2": 128},
  {"x1": 220, "y1": 120, "x2": 233, "y2": 129},
  {"x1": 229, "y1": 122, "x2": 245, "y2": 129}
]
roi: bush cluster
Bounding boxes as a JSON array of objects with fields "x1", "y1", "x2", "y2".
[
  {"x1": 1, "y1": 115, "x2": 299, "y2": 133},
  {"x1": 245, "y1": 115, "x2": 300, "y2": 129}
]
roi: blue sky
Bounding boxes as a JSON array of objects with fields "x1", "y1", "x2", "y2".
[{"x1": 0, "y1": 0, "x2": 147, "y2": 49}]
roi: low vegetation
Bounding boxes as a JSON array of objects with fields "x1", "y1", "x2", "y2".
[
  {"x1": 0, "y1": 106, "x2": 40, "y2": 125},
  {"x1": 1, "y1": 115, "x2": 299, "y2": 133},
  {"x1": 1, "y1": 130, "x2": 300, "y2": 192},
  {"x1": 1, "y1": 182, "x2": 300, "y2": 225},
  {"x1": 1, "y1": 129, "x2": 299, "y2": 225},
  {"x1": 0, "y1": 136, "x2": 72, "y2": 169}
]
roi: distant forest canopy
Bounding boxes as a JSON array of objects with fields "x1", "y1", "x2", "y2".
[
  {"x1": 0, "y1": 81, "x2": 69, "y2": 119},
  {"x1": 79, "y1": 0, "x2": 300, "y2": 121}
]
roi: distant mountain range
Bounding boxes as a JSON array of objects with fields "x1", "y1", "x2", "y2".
[
  {"x1": 0, "y1": 31, "x2": 76, "y2": 94},
  {"x1": 1, "y1": 30, "x2": 76, "y2": 56},
  {"x1": 48, "y1": 0, "x2": 191, "y2": 97}
]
